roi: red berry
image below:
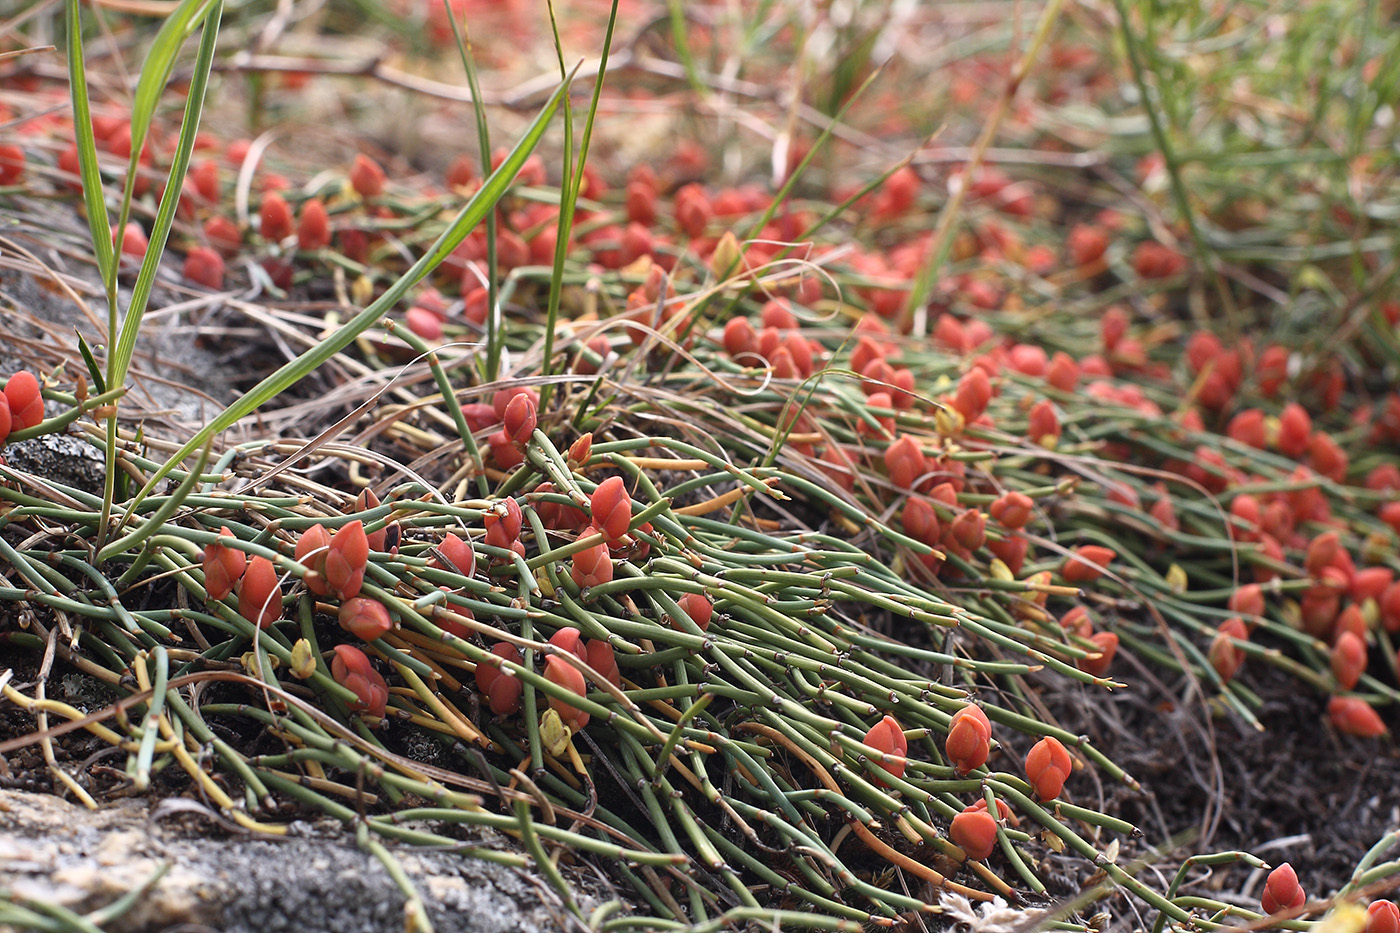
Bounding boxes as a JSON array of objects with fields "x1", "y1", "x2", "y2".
[
  {"x1": 297, "y1": 197, "x2": 331, "y2": 251},
  {"x1": 259, "y1": 192, "x2": 293, "y2": 243},
  {"x1": 945, "y1": 706, "x2": 991, "y2": 774},
  {"x1": 571, "y1": 536, "x2": 613, "y2": 589},
  {"x1": 1024, "y1": 736, "x2": 1071, "y2": 800},
  {"x1": 1367, "y1": 900, "x2": 1400, "y2": 933},
  {"x1": 331, "y1": 645, "x2": 388, "y2": 717},
  {"x1": 1260, "y1": 862, "x2": 1305, "y2": 914},
  {"x1": 862, "y1": 714, "x2": 909, "y2": 782},
  {"x1": 325, "y1": 520, "x2": 369, "y2": 601},
  {"x1": 295, "y1": 524, "x2": 332, "y2": 596},
  {"x1": 202, "y1": 526, "x2": 246, "y2": 601},
  {"x1": 237, "y1": 555, "x2": 282, "y2": 629},
  {"x1": 590, "y1": 476, "x2": 632, "y2": 544},
  {"x1": 1331, "y1": 631, "x2": 1367, "y2": 690},
  {"x1": 4, "y1": 371, "x2": 44, "y2": 431},
  {"x1": 676, "y1": 592, "x2": 714, "y2": 632},
  {"x1": 350, "y1": 153, "x2": 386, "y2": 198},
  {"x1": 1329, "y1": 696, "x2": 1387, "y2": 737},
  {"x1": 183, "y1": 246, "x2": 225, "y2": 289},
  {"x1": 339, "y1": 597, "x2": 393, "y2": 641},
  {"x1": 1061, "y1": 545, "x2": 1115, "y2": 585},
  {"x1": 543, "y1": 655, "x2": 589, "y2": 732},
  {"x1": 950, "y1": 807, "x2": 999, "y2": 861}
]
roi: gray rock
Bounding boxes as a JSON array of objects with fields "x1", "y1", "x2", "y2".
[
  {"x1": 0, "y1": 790, "x2": 594, "y2": 933},
  {"x1": 3, "y1": 433, "x2": 107, "y2": 496}
]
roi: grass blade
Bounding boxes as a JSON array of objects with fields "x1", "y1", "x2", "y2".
[
  {"x1": 112, "y1": 0, "x2": 222, "y2": 390},
  {"x1": 128, "y1": 70, "x2": 577, "y2": 509},
  {"x1": 443, "y1": 5, "x2": 501, "y2": 382},
  {"x1": 112, "y1": 0, "x2": 215, "y2": 268},
  {"x1": 65, "y1": 0, "x2": 114, "y2": 288},
  {"x1": 538, "y1": 0, "x2": 620, "y2": 411}
]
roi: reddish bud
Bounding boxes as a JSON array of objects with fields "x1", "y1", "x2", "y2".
[
  {"x1": 1331, "y1": 631, "x2": 1367, "y2": 690},
  {"x1": 331, "y1": 644, "x2": 389, "y2": 717},
  {"x1": 1367, "y1": 900, "x2": 1400, "y2": 933},
  {"x1": 202, "y1": 526, "x2": 246, "y2": 601},
  {"x1": 949, "y1": 509, "x2": 987, "y2": 551},
  {"x1": 590, "y1": 476, "x2": 632, "y2": 543},
  {"x1": 1025, "y1": 736, "x2": 1072, "y2": 800},
  {"x1": 568, "y1": 433, "x2": 593, "y2": 468},
  {"x1": 355, "y1": 488, "x2": 388, "y2": 552},
  {"x1": 1028, "y1": 399, "x2": 1060, "y2": 447},
  {"x1": 183, "y1": 246, "x2": 225, "y2": 289},
  {"x1": 259, "y1": 192, "x2": 293, "y2": 243},
  {"x1": 1228, "y1": 584, "x2": 1265, "y2": 623},
  {"x1": 946, "y1": 706, "x2": 992, "y2": 774},
  {"x1": 952, "y1": 367, "x2": 993, "y2": 421},
  {"x1": 544, "y1": 655, "x2": 590, "y2": 732},
  {"x1": 586, "y1": 638, "x2": 622, "y2": 689},
  {"x1": 482, "y1": 497, "x2": 524, "y2": 549},
  {"x1": 325, "y1": 520, "x2": 369, "y2": 601},
  {"x1": 901, "y1": 497, "x2": 941, "y2": 547},
  {"x1": 4, "y1": 372, "x2": 43, "y2": 431},
  {"x1": 1062, "y1": 545, "x2": 1115, "y2": 584},
  {"x1": 296, "y1": 524, "x2": 332, "y2": 596},
  {"x1": 339, "y1": 597, "x2": 393, "y2": 641},
  {"x1": 296, "y1": 197, "x2": 330, "y2": 251},
  {"x1": 350, "y1": 153, "x2": 385, "y2": 198},
  {"x1": 1077, "y1": 631, "x2": 1119, "y2": 677},
  {"x1": 885, "y1": 435, "x2": 926, "y2": 490},
  {"x1": 1261, "y1": 862, "x2": 1305, "y2": 914},
  {"x1": 1304, "y1": 532, "x2": 1342, "y2": 578},
  {"x1": 541, "y1": 629, "x2": 584, "y2": 664},
  {"x1": 571, "y1": 536, "x2": 614, "y2": 589},
  {"x1": 1209, "y1": 618, "x2": 1249, "y2": 682},
  {"x1": 237, "y1": 555, "x2": 282, "y2": 629},
  {"x1": 1329, "y1": 696, "x2": 1387, "y2": 737},
  {"x1": 989, "y1": 491, "x2": 1033, "y2": 530},
  {"x1": 475, "y1": 642, "x2": 523, "y2": 716},
  {"x1": 503, "y1": 392, "x2": 537, "y2": 448},
  {"x1": 676, "y1": 591, "x2": 714, "y2": 632},
  {"x1": 1101, "y1": 306, "x2": 1129, "y2": 352},
  {"x1": 0, "y1": 144, "x2": 26, "y2": 185},
  {"x1": 950, "y1": 807, "x2": 999, "y2": 861},
  {"x1": 1276, "y1": 403, "x2": 1312, "y2": 458}
]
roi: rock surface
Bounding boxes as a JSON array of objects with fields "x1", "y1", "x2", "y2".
[{"x1": 0, "y1": 789, "x2": 591, "y2": 933}]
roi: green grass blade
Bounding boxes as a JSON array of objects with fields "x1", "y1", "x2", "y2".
[
  {"x1": 112, "y1": 0, "x2": 214, "y2": 265},
  {"x1": 74, "y1": 331, "x2": 106, "y2": 394},
  {"x1": 128, "y1": 70, "x2": 576, "y2": 508},
  {"x1": 112, "y1": 0, "x2": 222, "y2": 391},
  {"x1": 538, "y1": 0, "x2": 619, "y2": 412},
  {"x1": 65, "y1": 0, "x2": 114, "y2": 288},
  {"x1": 443, "y1": 5, "x2": 501, "y2": 382}
]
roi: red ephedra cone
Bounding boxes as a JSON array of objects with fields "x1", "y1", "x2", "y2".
[
  {"x1": 237, "y1": 555, "x2": 282, "y2": 629},
  {"x1": 590, "y1": 476, "x2": 632, "y2": 543},
  {"x1": 945, "y1": 705, "x2": 991, "y2": 774},
  {"x1": 1329, "y1": 696, "x2": 1388, "y2": 737},
  {"x1": 950, "y1": 806, "x2": 999, "y2": 861},
  {"x1": 675, "y1": 592, "x2": 714, "y2": 632},
  {"x1": 544, "y1": 655, "x2": 589, "y2": 732},
  {"x1": 1367, "y1": 900, "x2": 1400, "y2": 933},
  {"x1": 1025, "y1": 736, "x2": 1072, "y2": 800},
  {"x1": 338, "y1": 597, "x2": 393, "y2": 641},
  {"x1": 571, "y1": 537, "x2": 614, "y2": 588},
  {"x1": 5, "y1": 372, "x2": 43, "y2": 430},
  {"x1": 862, "y1": 714, "x2": 908, "y2": 783},
  {"x1": 325, "y1": 520, "x2": 369, "y2": 600},
  {"x1": 1260, "y1": 862, "x2": 1305, "y2": 914},
  {"x1": 331, "y1": 645, "x2": 389, "y2": 717},
  {"x1": 474, "y1": 642, "x2": 523, "y2": 716},
  {"x1": 203, "y1": 526, "x2": 245, "y2": 601},
  {"x1": 295, "y1": 524, "x2": 332, "y2": 596}
]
